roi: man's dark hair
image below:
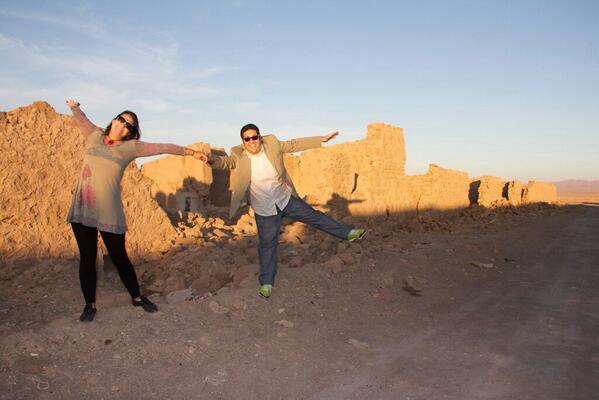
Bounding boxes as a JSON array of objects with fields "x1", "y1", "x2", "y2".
[{"x1": 240, "y1": 123, "x2": 260, "y2": 138}]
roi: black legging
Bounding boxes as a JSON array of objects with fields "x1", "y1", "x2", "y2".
[{"x1": 71, "y1": 223, "x2": 141, "y2": 304}]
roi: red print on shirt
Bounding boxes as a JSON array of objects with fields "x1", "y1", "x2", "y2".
[
  {"x1": 79, "y1": 184, "x2": 96, "y2": 207},
  {"x1": 82, "y1": 164, "x2": 92, "y2": 179}
]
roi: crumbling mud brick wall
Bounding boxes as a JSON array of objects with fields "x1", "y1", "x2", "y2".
[
  {"x1": 523, "y1": 181, "x2": 557, "y2": 204},
  {"x1": 0, "y1": 102, "x2": 175, "y2": 263},
  {"x1": 284, "y1": 123, "x2": 407, "y2": 216},
  {"x1": 475, "y1": 176, "x2": 507, "y2": 207},
  {"x1": 399, "y1": 164, "x2": 471, "y2": 213},
  {"x1": 140, "y1": 143, "x2": 213, "y2": 213},
  {"x1": 471, "y1": 177, "x2": 556, "y2": 207},
  {"x1": 284, "y1": 124, "x2": 471, "y2": 217}
]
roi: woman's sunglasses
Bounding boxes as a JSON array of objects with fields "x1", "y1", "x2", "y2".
[
  {"x1": 115, "y1": 115, "x2": 134, "y2": 131},
  {"x1": 243, "y1": 135, "x2": 260, "y2": 142}
]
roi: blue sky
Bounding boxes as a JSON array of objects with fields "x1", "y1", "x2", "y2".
[{"x1": 1, "y1": 0, "x2": 597, "y2": 181}]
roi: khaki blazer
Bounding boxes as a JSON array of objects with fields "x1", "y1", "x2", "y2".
[{"x1": 210, "y1": 135, "x2": 322, "y2": 218}]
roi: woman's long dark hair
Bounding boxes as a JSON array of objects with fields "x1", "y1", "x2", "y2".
[{"x1": 104, "y1": 110, "x2": 141, "y2": 141}]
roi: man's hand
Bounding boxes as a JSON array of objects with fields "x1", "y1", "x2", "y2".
[
  {"x1": 65, "y1": 99, "x2": 80, "y2": 108},
  {"x1": 193, "y1": 151, "x2": 210, "y2": 163},
  {"x1": 321, "y1": 131, "x2": 339, "y2": 143}
]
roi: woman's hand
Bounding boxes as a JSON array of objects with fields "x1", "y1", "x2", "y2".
[
  {"x1": 65, "y1": 99, "x2": 80, "y2": 108},
  {"x1": 321, "y1": 131, "x2": 339, "y2": 143}
]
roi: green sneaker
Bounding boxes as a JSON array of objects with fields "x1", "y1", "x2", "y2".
[
  {"x1": 347, "y1": 228, "x2": 366, "y2": 242},
  {"x1": 259, "y1": 284, "x2": 273, "y2": 299}
]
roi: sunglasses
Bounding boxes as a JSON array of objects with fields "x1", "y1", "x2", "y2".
[
  {"x1": 115, "y1": 115, "x2": 134, "y2": 131},
  {"x1": 243, "y1": 135, "x2": 260, "y2": 142}
]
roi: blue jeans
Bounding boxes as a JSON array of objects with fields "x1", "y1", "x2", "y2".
[{"x1": 254, "y1": 195, "x2": 353, "y2": 286}]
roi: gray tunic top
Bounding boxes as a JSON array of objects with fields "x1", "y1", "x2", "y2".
[{"x1": 67, "y1": 106, "x2": 188, "y2": 233}]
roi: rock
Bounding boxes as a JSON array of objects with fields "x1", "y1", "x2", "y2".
[
  {"x1": 274, "y1": 319, "x2": 294, "y2": 328},
  {"x1": 174, "y1": 237, "x2": 200, "y2": 246},
  {"x1": 347, "y1": 338, "x2": 369, "y2": 349},
  {"x1": 469, "y1": 261, "x2": 495, "y2": 269},
  {"x1": 234, "y1": 214, "x2": 256, "y2": 234},
  {"x1": 381, "y1": 271, "x2": 395, "y2": 288},
  {"x1": 284, "y1": 223, "x2": 305, "y2": 241},
  {"x1": 288, "y1": 256, "x2": 303, "y2": 268},
  {"x1": 191, "y1": 274, "x2": 212, "y2": 291},
  {"x1": 197, "y1": 336, "x2": 212, "y2": 351},
  {"x1": 243, "y1": 246, "x2": 258, "y2": 259},
  {"x1": 204, "y1": 369, "x2": 229, "y2": 386},
  {"x1": 337, "y1": 250, "x2": 354, "y2": 265},
  {"x1": 303, "y1": 262, "x2": 320, "y2": 269},
  {"x1": 209, "y1": 269, "x2": 232, "y2": 290},
  {"x1": 319, "y1": 239, "x2": 333, "y2": 251},
  {"x1": 231, "y1": 297, "x2": 248, "y2": 310},
  {"x1": 324, "y1": 255, "x2": 344, "y2": 274},
  {"x1": 212, "y1": 228, "x2": 228, "y2": 238},
  {"x1": 186, "y1": 224, "x2": 203, "y2": 238},
  {"x1": 147, "y1": 293, "x2": 163, "y2": 304},
  {"x1": 163, "y1": 275, "x2": 187, "y2": 292},
  {"x1": 52, "y1": 263, "x2": 67, "y2": 273},
  {"x1": 165, "y1": 288, "x2": 193, "y2": 304},
  {"x1": 208, "y1": 301, "x2": 230, "y2": 314},
  {"x1": 282, "y1": 233, "x2": 302, "y2": 245},
  {"x1": 402, "y1": 275, "x2": 423, "y2": 296},
  {"x1": 146, "y1": 279, "x2": 165, "y2": 293},
  {"x1": 233, "y1": 264, "x2": 258, "y2": 286},
  {"x1": 380, "y1": 287, "x2": 395, "y2": 302}
]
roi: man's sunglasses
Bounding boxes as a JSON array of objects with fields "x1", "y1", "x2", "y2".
[
  {"x1": 115, "y1": 115, "x2": 134, "y2": 131},
  {"x1": 243, "y1": 135, "x2": 260, "y2": 142}
]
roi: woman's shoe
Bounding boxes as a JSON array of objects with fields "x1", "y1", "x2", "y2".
[
  {"x1": 132, "y1": 296, "x2": 158, "y2": 313},
  {"x1": 79, "y1": 304, "x2": 97, "y2": 322}
]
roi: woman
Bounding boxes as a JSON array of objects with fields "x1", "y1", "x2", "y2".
[{"x1": 65, "y1": 100, "x2": 207, "y2": 322}]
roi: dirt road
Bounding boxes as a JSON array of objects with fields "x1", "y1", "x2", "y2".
[
  {"x1": 313, "y1": 205, "x2": 599, "y2": 400},
  {"x1": 1, "y1": 205, "x2": 597, "y2": 399}
]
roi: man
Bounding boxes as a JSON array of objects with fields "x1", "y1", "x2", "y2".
[{"x1": 209, "y1": 124, "x2": 366, "y2": 298}]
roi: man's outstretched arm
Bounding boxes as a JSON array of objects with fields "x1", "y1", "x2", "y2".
[{"x1": 279, "y1": 131, "x2": 339, "y2": 153}]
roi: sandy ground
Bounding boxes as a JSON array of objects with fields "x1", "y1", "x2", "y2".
[{"x1": 1, "y1": 204, "x2": 598, "y2": 399}]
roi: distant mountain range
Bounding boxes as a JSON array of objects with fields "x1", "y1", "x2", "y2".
[{"x1": 554, "y1": 180, "x2": 599, "y2": 193}]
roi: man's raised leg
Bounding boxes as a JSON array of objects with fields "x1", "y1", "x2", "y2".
[{"x1": 282, "y1": 196, "x2": 356, "y2": 239}]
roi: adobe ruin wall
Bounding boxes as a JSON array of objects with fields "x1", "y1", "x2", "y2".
[
  {"x1": 0, "y1": 102, "x2": 175, "y2": 263},
  {"x1": 0, "y1": 102, "x2": 558, "y2": 264}
]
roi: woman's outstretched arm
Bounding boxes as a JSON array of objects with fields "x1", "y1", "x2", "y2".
[
  {"x1": 135, "y1": 141, "x2": 209, "y2": 162},
  {"x1": 65, "y1": 100, "x2": 100, "y2": 136}
]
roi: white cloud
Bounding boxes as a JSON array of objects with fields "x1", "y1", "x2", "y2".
[
  {"x1": 0, "y1": 13, "x2": 224, "y2": 112},
  {"x1": 0, "y1": 9, "x2": 105, "y2": 39}
]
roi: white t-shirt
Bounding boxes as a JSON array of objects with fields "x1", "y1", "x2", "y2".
[{"x1": 248, "y1": 148, "x2": 291, "y2": 216}]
